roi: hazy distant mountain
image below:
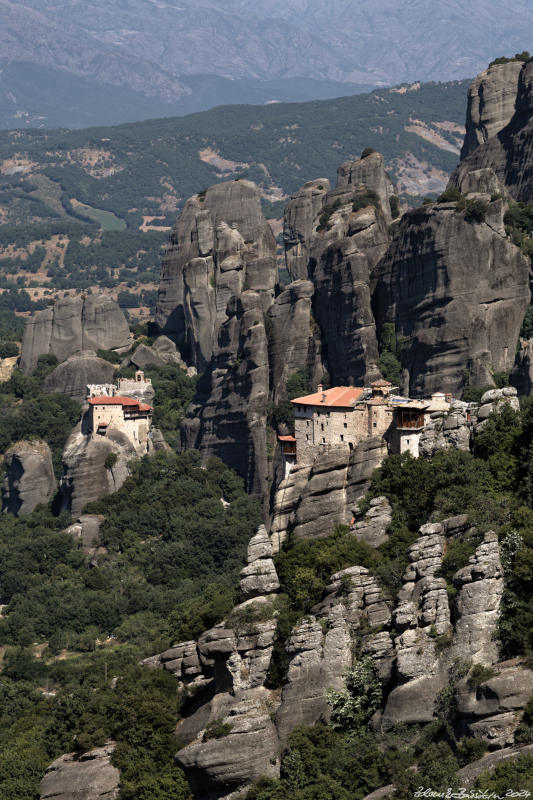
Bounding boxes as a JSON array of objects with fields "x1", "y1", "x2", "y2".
[{"x1": 0, "y1": 0, "x2": 530, "y2": 127}]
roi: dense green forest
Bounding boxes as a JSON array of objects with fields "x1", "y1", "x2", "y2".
[
  {"x1": 2, "y1": 397, "x2": 533, "y2": 797},
  {"x1": 0, "y1": 78, "x2": 467, "y2": 229}
]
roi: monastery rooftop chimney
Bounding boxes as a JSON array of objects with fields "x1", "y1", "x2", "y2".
[{"x1": 317, "y1": 383, "x2": 323, "y2": 393}]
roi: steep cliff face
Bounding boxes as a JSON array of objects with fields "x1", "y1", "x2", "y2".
[
  {"x1": 372, "y1": 198, "x2": 530, "y2": 396},
  {"x1": 2, "y1": 439, "x2": 56, "y2": 515},
  {"x1": 181, "y1": 291, "x2": 270, "y2": 497},
  {"x1": 452, "y1": 59, "x2": 533, "y2": 202},
  {"x1": 270, "y1": 437, "x2": 388, "y2": 551},
  {"x1": 284, "y1": 153, "x2": 394, "y2": 386},
  {"x1": 20, "y1": 295, "x2": 132, "y2": 375},
  {"x1": 460, "y1": 60, "x2": 523, "y2": 159},
  {"x1": 267, "y1": 280, "x2": 322, "y2": 403},
  {"x1": 284, "y1": 179, "x2": 330, "y2": 281},
  {"x1": 155, "y1": 179, "x2": 277, "y2": 370},
  {"x1": 60, "y1": 420, "x2": 137, "y2": 517}
]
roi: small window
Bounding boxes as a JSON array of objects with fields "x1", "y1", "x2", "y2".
[
  {"x1": 406, "y1": 439, "x2": 410, "y2": 444},
  {"x1": 340, "y1": 434, "x2": 344, "y2": 442},
  {"x1": 373, "y1": 422, "x2": 377, "y2": 428},
  {"x1": 306, "y1": 434, "x2": 309, "y2": 441},
  {"x1": 322, "y1": 437, "x2": 325, "y2": 443},
  {"x1": 344, "y1": 422, "x2": 347, "y2": 429},
  {"x1": 321, "y1": 423, "x2": 324, "y2": 431},
  {"x1": 307, "y1": 420, "x2": 310, "y2": 426}
]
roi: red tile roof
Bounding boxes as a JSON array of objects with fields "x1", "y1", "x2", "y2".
[
  {"x1": 291, "y1": 386, "x2": 365, "y2": 407},
  {"x1": 88, "y1": 396, "x2": 152, "y2": 411},
  {"x1": 278, "y1": 435, "x2": 296, "y2": 442}
]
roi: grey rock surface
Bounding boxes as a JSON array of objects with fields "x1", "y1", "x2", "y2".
[
  {"x1": 351, "y1": 496, "x2": 392, "y2": 548},
  {"x1": 42, "y1": 352, "x2": 116, "y2": 401},
  {"x1": 20, "y1": 294, "x2": 132, "y2": 374},
  {"x1": 270, "y1": 437, "x2": 388, "y2": 550},
  {"x1": 303, "y1": 154, "x2": 393, "y2": 385},
  {"x1": 284, "y1": 179, "x2": 330, "y2": 280},
  {"x1": 373, "y1": 199, "x2": 530, "y2": 396},
  {"x1": 181, "y1": 291, "x2": 270, "y2": 497},
  {"x1": 156, "y1": 179, "x2": 277, "y2": 370},
  {"x1": 460, "y1": 60, "x2": 524, "y2": 160},
  {"x1": 240, "y1": 526, "x2": 280, "y2": 599},
  {"x1": 60, "y1": 421, "x2": 136, "y2": 516},
  {"x1": 419, "y1": 404, "x2": 471, "y2": 456},
  {"x1": 458, "y1": 744, "x2": 533, "y2": 786},
  {"x1": 452, "y1": 59, "x2": 533, "y2": 203},
  {"x1": 267, "y1": 279, "x2": 322, "y2": 403},
  {"x1": 40, "y1": 743, "x2": 119, "y2": 800},
  {"x1": 2, "y1": 439, "x2": 56, "y2": 515}
]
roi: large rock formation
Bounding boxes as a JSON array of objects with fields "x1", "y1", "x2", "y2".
[
  {"x1": 42, "y1": 352, "x2": 116, "y2": 401},
  {"x1": 452, "y1": 58, "x2": 533, "y2": 203},
  {"x1": 20, "y1": 294, "x2": 132, "y2": 374},
  {"x1": 284, "y1": 152, "x2": 394, "y2": 385},
  {"x1": 142, "y1": 506, "x2": 533, "y2": 799},
  {"x1": 372, "y1": 197, "x2": 530, "y2": 396},
  {"x1": 60, "y1": 419, "x2": 136, "y2": 516},
  {"x1": 181, "y1": 291, "x2": 270, "y2": 497},
  {"x1": 270, "y1": 437, "x2": 388, "y2": 551},
  {"x1": 267, "y1": 280, "x2": 322, "y2": 403},
  {"x1": 460, "y1": 60, "x2": 524, "y2": 159},
  {"x1": 155, "y1": 179, "x2": 277, "y2": 370},
  {"x1": 40, "y1": 744, "x2": 119, "y2": 800},
  {"x1": 2, "y1": 439, "x2": 56, "y2": 515}
]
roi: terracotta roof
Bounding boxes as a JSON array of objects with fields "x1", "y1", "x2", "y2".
[
  {"x1": 371, "y1": 379, "x2": 393, "y2": 387},
  {"x1": 97, "y1": 422, "x2": 108, "y2": 427},
  {"x1": 89, "y1": 396, "x2": 152, "y2": 412},
  {"x1": 292, "y1": 386, "x2": 365, "y2": 407},
  {"x1": 278, "y1": 435, "x2": 296, "y2": 442}
]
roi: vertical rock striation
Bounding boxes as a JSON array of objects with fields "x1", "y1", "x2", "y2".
[
  {"x1": 372, "y1": 198, "x2": 530, "y2": 396},
  {"x1": 20, "y1": 294, "x2": 132, "y2": 374},
  {"x1": 2, "y1": 439, "x2": 56, "y2": 515},
  {"x1": 155, "y1": 179, "x2": 277, "y2": 370}
]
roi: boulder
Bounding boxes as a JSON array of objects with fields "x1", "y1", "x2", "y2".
[
  {"x1": 40, "y1": 743, "x2": 119, "y2": 800},
  {"x1": 20, "y1": 294, "x2": 132, "y2": 374},
  {"x1": 2, "y1": 439, "x2": 56, "y2": 515},
  {"x1": 42, "y1": 352, "x2": 116, "y2": 401}
]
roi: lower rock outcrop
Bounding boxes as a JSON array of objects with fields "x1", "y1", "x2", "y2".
[
  {"x1": 270, "y1": 437, "x2": 388, "y2": 550},
  {"x1": 2, "y1": 439, "x2": 56, "y2": 515},
  {"x1": 40, "y1": 743, "x2": 119, "y2": 800}
]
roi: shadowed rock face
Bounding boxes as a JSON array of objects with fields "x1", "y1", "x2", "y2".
[
  {"x1": 42, "y1": 352, "x2": 116, "y2": 401},
  {"x1": 2, "y1": 439, "x2": 56, "y2": 515},
  {"x1": 181, "y1": 291, "x2": 269, "y2": 497},
  {"x1": 156, "y1": 179, "x2": 277, "y2": 369},
  {"x1": 20, "y1": 294, "x2": 132, "y2": 374},
  {"x1": 452, "y1": 59, "x2": 533, "y2": 202},
  {"x1": 283, "y1": 153, "x2": 393, "y2": 386},
  {"x1": 284, "y1": 179, "x2": 330, "y2": 280},
  {"x1": 460, "y1": 60, "x2": 523, "y2": 160},
  {"x1": 372, "y1": 199, "x2": 530, "y2": 396},
  {"x1": 267, "y1": 279, "x2": 322, "y2": 403}
]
